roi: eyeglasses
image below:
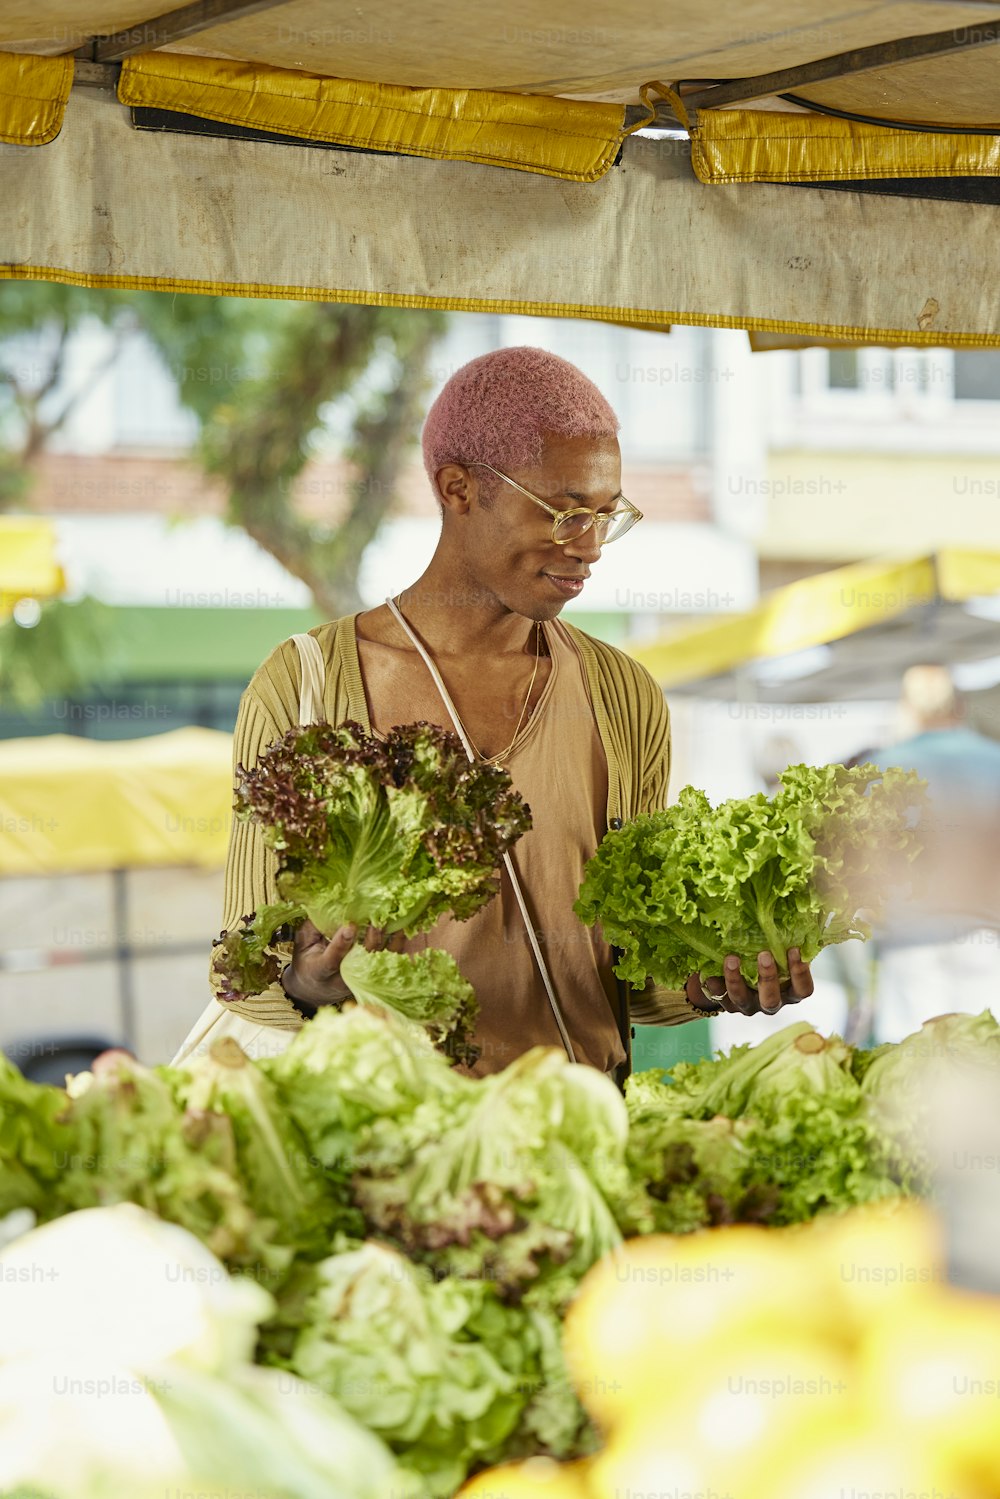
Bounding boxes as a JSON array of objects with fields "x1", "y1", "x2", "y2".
[{"x1": 468, "y1": 462, "x2": 643, "y2": 546}]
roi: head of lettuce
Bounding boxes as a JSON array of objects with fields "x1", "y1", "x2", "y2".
[
  {"x1": 211, "y1": 720, "x2": 531, "y2": 1064},
  {"x1": 575, "y1": 761, "x2": 927, "y2": 992}
]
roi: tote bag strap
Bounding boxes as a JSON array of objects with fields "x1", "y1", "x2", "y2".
[
  {"x1": 290, "y1": 633, "x2": 327, "y2": 725},
  {"x1": 383, "y1": 595, "x2": 576, "y2": 1063}
]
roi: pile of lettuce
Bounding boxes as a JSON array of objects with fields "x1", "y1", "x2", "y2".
[
  {"x1": 49, "y1": 1044, "x2": 350, "y2": 1287},
  {"x1": 3, "y1": 1006, "x2": 996, "y2": 1496},
  {"x1": 621, "y1": 1009, "x2": 1000, "y2": 1239},
  {"x1": 621, "y1": 1021, "x2": 910, "y2": 1237},
  {"x1": 0, "y1": 1202, "x2": 399, "y2": 1499},
  {"x1": 0, "y1": 1014, "x2": 606, "y2": 1495},
  {"x1": 213, "y1": 719, "x2": 532, "y2": 1061},
  {"x1": 854, "y1": 1008, "x2": 1000, "y2": 1189},
  {"x1": 259, "y1": 1241, "x2": 593, "y2": 1496},
  {"x1": 575, "y1": 761, "x2": 926, "y2": 989}
]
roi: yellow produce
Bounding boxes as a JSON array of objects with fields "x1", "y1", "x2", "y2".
[
  {"x1": 590, "y1": 1334, "x2": 856, "y2": 1497},
  {"x1": 563, "y1": 1227, "x2": 840, "y2": 1428},
  {"x1": 457, "y1": 1456, "x2": 590, "y2": 1498},
  {"x1": 793, "y1": 1199, "x2": 945, "y2": 1342},
  {"x1": 763, "y1": 1419, "x2": 978, "y2": 1499},
  {"x1": 586, "y1": 1426, "x2": 713, "y2": 1499},
  {"x1": 860, "y1": 1286, "x2": 1000, "y2": 1487},
  {"x1": 675, "y1": 1334, "x2": 855, "y2": 1480},
  {"x1": 470, "y1": 1210, "x2": 1000, "y2": 1499}
]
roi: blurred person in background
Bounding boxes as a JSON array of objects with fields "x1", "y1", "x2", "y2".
[
  {"x1": 870, "y1": 664, "x2": 1000, "y2": 1042},
  {"x1": 752, "y1": 732, "x2": 800, "y2": 797}
]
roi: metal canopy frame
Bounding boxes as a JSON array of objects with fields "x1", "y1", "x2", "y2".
[
  {"x1": 74, "y1": 0, "x2": 294, "y2": 62},
  {"x1": 679, "y1": 18, "x2": 1000, "y2": 117},
  {"x1": 62, "y1": 3, "x2": 1000, "y2": 135}
]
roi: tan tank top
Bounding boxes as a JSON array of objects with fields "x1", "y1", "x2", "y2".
[{"x1": 396, "y1": 617, "x2": 626, "y2": 1077}]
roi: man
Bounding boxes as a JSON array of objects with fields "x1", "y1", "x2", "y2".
[
  {"x1": 192, "y1": 348, "x2": 813, "y2": 1075},
  {"x1": 871, "y1": 664, "x2": 1000, "y2": 1043}
]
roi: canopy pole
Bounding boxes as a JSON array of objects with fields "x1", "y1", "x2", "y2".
[
  {"x1": 112, "y1": 867, "x2": 137, "y2": 1053},
  {"x1": 681, "y1": 21, "x2": 1000, "y2": 113},
  {"x1": 75, "y1": 0, "x2": 295, "y2": 63}
]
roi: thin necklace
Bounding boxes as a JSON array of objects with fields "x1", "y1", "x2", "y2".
[
  {"x1": 462, "y1": 621, "x2": 542, "y2": 768},
  {"x1": 392, "y1": 597, "x2": 543, "y2": 768}
]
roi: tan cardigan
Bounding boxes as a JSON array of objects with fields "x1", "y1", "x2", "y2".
[{"x1": 215, "y1": 614, "x2": 693, "y2": 1030}]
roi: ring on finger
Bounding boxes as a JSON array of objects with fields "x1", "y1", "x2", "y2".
[{"x1": 700, "y1": 983, "x2": 726, "y2": 1011}]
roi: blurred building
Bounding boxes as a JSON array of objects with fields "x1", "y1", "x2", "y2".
[
  {"x1": 10, "y1": 320, "x2": 1000, "y2": 747},
  {"x1": 758, "y1": 345, "x2": 1000, "y2": 590},
  {"x1": 5, "y1": 316, "x2": 1000, "y2": 1065},
  {"x1": 0, "y1": 313, "x2": 756, "y2": 1064},
  {"x1": 0, "y1": 315, "x2": 759, "y2": 742}
]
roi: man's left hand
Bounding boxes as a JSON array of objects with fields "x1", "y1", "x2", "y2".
[{"x1": 685, "y1": 948, "x2": 815, "y2": 1017}]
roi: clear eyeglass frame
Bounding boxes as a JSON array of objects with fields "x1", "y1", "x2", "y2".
[{"x1": 468, "y1": 462, "x2": 643, "y2": 545}]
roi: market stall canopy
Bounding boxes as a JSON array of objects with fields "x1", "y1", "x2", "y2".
[
  {"x1": 0, "y1": 517, "x2": 66, "y2": 619},
  {"x1": 1, "y1": 3, "x2": 1000, "y2": 343},
  {"x1": 631, "y1": 550, "x2": 1000, "y2": 702},
  {"x1": 0, "y1": 725, "x2": 233, "y2": 873}
]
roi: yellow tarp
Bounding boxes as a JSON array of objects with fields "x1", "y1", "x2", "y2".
[
  {"x1": 631, "y1": 550, "x2": 1000, "y2": 688},
  {"x1": 0, "y1": 516, "x2": 66, "y2": 616},
  {"x1": 5, "y1": 89, "x2": 1000, "y2": 347},
  {"x1": 0, "y1": 726, "x2": 234, "y2": 874},
  {"x1": 0, "y1": 50, "x2": 72, "y2": 145},
  {"x1": 688, "y1": 107, "x2": 1000, "y2": 186},
  {"x1": 118, "y1": 54, "x2": 627, "y2": 181}
]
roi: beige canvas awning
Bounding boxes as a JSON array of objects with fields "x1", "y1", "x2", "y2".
[
  {"x1": 1, "y1": 3, "x2": 1000, "y2": 342},
  {"x1": 3, "y1": 2, "x2": 996, "y2": 113}
]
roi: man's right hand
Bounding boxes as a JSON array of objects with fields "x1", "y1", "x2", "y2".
[{"x1": 280, "y1": 918, "x2": 405, "y2": 1009}]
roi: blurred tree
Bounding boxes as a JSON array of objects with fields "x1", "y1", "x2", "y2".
[
  {"x1": 0, "y1": 284, "x2": 141, "y2": 704},
  {"x1": 0, "y1": 282, "x2": 139, "y2": 508},
  {"x1": 133, "y1": 293, "x2": 446, "y2": 617},
  {"x1": 0, "y1": 285, "x2": 446, "y2": 705},
  {"x1": 0, "y1": 596, "x2": 124, "y2": 709}
]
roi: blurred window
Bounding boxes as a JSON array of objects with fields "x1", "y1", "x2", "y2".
[
  {"x1": 781, "y1": 345, "x2": 1000, "y2": 447},
  {"x1": 954, "y1": 351, "x2": 1000, "y2": 402},
  {"x1": 827, "y1": 348, "x2": 861, "y2": 389}
]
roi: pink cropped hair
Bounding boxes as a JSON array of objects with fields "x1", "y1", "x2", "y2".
[{"x1": 421, "y1": 346, "x2": 620, "y2": 490}]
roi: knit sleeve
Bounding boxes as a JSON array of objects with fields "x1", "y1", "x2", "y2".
[
  {"x1": 221, "y1": 684, "x2": 281, "y2": 931},
  {"x1": 636, "y1": 667, "x2": 672, "y2": 816},
  {"x1": 209, "y1": 669, "x2": 305, "y2": 1032},
  {"x1": 629, "y1": 983, "x2": 697, "y2": 1026}
]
